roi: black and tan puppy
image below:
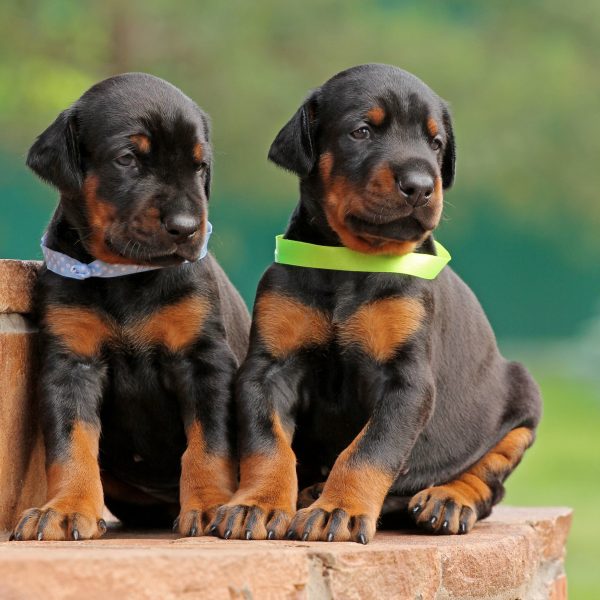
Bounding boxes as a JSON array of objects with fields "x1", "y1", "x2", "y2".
[
  {"x1": 11, "y1": 73, "x2": 250, "y2": 541},
  {"x1": 211, "y1": 64, "x2": 541, "y2": 543}
]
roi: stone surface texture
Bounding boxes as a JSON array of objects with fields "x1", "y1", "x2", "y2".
[
  {"x1": 0, "y1": 261, "x2": 572, "y2": 599},
  {"x1": 0, "y1": 507, "x2": 571, "y2": 600},
  {"x1": 0, "y1": 260, "x2": 45, "y2": 532}
]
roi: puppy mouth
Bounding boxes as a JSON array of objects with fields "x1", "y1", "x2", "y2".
[
  {"x1": 346, "y1": 214, "x2": 426, "y2": 245},
  {"x1": 104, "y1": 237, "x2": 202, "y2": 266}
]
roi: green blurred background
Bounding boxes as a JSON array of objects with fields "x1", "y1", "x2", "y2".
[{"x1": 1, "y1": 0, "x2": 598, "y2": 595}]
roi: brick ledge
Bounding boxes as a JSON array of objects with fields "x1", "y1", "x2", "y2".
[{"x1": 0, "y1": 506, "x2": 571, "y2": 600}]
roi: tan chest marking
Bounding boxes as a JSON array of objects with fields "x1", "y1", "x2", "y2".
[
  {"x1": 45, "y1": 296, "x2": 210, "y2": 357},
  {"x1": 255, "y1": 292, "x2": 332, "y2": 359},
  {"x1": 45, "y1": 306, "x2": 113, "y2": 357},
  {"x1": 130, "y1": 296, "x2": 210, "y2": 352},
  {"x1": 339, "y1": 297, "x2": 425, "y2": 362},
  {"x1": 255, "y1": 293, "x2": 423, "y2": 363}
]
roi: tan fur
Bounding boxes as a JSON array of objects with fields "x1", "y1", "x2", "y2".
[
  {"x1": 320, "y1": 153, "x2": 421, "y2": 256},
  {"x1": 367, "y1": 106, "x2": 386, "y2": 126},
  {"x1": 130, "y1": 134, "x2": 151, "y2": 153},
  {"x1": 130, "y1": 296, "x2": 210, "y2": 352},
  {"x1": 45, "y1": 296, "x2": 210, "y2": 357},
  {"x1": 427, "y1": 117, "x2": 439, "y2": 137},
  {"x1": 193, "y1": 142, "x2": 204, "y2": 162},
  {"x1": 339, "y1": 297, "x2": 425, "y2": 362},
  {"x1": 255, "y1": 292, "x2": 332, "y2": 359},
  {"x1": 180, "y1": 421, "x2": 236, "y2": 510},
  {"x1": 45, "y1": 306, "x2": 114, "y2": 357}
]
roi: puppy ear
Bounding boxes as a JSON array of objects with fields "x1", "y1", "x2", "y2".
[
  {"x1": 201, "y1": 115, "x2": 213, "y2": 200},
  {"x1": 26, "y1": 107, "x2": 82, "y2": 192},
  {"x1": 441, "y1": 104, "x2": 456, "y2": 189},
  {"x1": 268, "y1": 90, "x2": 320, "y2": 177}
]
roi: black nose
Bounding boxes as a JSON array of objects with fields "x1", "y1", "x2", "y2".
[
  {"x1": 162, "y1": 214, "x2": 201, "y2": 241},
  {"x1": 398, "y1": 173, "x2": 434, "y2": 207}
]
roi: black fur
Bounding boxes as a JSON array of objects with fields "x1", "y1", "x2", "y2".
[
  {"x1": 213, "y1": 64, "x2": 541, "y2": 543},
  {"x1": 12, "y1": 73, "x2": 250, "y2": 540}
]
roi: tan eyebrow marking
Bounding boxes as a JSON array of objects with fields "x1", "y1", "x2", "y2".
[
  {"x1": 193, "y1": 142, "x2": 204, "y2": 162},
  {"x1": 427, "y1": 117, "x2": 439, "y2": 137},
  {"x1": 129, "y1": 134, "x2": 151, "y2": 153},
  {"x1": 366, "y1": 107, "x2": 386, "y2": 126}
]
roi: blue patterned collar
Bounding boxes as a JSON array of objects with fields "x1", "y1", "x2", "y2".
[{"x1": 41, "y1": 221, "x2": 212, "y2": 280}]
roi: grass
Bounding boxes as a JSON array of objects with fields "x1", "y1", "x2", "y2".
[{"x1": 503, "y1": 370, "x2": 600, "y2": 598}]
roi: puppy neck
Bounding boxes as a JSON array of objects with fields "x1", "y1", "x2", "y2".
[{"x1": 44, "y1": 203, "x2": 96, "y2": 263}]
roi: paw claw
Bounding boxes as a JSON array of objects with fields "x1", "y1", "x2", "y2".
[
  {"x1": 245, "y1": 530, "x2": 252, "y2": 540},
  {"x1": 224, "y1": 529, "x2": 232, "y2": 540},
  {"x1": 267, "y1": 530, "x2": 275, "y2": 540},
  {"x1": 326, "y1": 532, "x2": 334, "y2": 542},
  {"x1": 358, "y1": 533, "x2": 367, "y2": 545}
]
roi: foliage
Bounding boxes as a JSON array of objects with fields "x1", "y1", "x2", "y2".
[
  {"x1": 505, "y1": 371, "x2": 600, "y2": 598},
  {"x1": 1, "y1": 0, "x2": 599, "y2": 337}
]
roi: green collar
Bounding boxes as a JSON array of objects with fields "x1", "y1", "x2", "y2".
[{"x1": 274, "y1": 235, "x2": 450, "y2": 279}]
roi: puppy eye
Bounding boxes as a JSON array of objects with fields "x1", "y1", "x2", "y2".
[
  {"x1": 350, "y1": 127, "x2": 371, "y2": 140},
  {"x1": 196, "y1": 162, "x2": 208, "y2": 173},
  {"x1": 430, "y1": 136, "x2": 443, "y2": 152},
  {"x1": 115, "y1": 153, "x2": 136, "y2": 167}
]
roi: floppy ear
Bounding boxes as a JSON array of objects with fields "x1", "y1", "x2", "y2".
[
  {"x1": 268, "y1": 89, "x2": 320, "y2": 177},
  {"x1": 26, "y1": 107, "x2": 83, "y2": 192},
  {"x1": 441, "y1": 104, "x2": 456, "y2": 189},
  {"x1": 200, "y1": 112, "x2": 212, "y2": 200}
]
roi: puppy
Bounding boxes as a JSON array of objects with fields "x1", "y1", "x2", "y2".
[
  {"x1": 11, "y1": 73, "x2": 250, "y2": 541},
  {"x1": 211, "y1": 64, "x2": 541, "y2": 543}
]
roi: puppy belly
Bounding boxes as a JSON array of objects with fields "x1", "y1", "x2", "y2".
[{"x1": 98, "y1": 356, "x2": 186, "y2": 501}]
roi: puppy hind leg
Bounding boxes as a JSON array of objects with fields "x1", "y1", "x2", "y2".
[{"x1": 409, "y1": 427, "x2": 534, "y2": 534}]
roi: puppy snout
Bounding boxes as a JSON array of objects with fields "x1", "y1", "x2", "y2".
[
  {"x1": 398, "y1": 172, "x2": 434, "y2": 208},
  {"x1": 162, "y1": 213, "x2": 202, "y2": 242}
]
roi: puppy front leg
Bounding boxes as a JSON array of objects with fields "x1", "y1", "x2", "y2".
[
  {"x1": 171, "y1": 336, "x2": 238, "y2": 537},
  {"x1": 288, "y1": 366, "x2": 435, "y2": 544},
  {"x1": 209, "y1": 354, "x2": 301, "y2": 541},
  {"x1": 12, "y1": 333, "x2": 107, "y2": 541}
]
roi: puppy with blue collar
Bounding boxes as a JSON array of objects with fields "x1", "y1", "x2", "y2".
[{"x1": 11, "y1": 73, "x2": 250, "y2": 541}]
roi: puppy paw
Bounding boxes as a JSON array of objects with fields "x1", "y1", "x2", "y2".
[
  {"x1": 208, "y1": 503, "x2": 293, "y2": 540},
  {"x1": 174, "y1": 504, "x2": 220, "y2": 537},
  {"x1": 11, "y1": 505, "x2": 106, "y2": 541},
  {"x1": 286, "y1": 503, "x2": 376, "y2": 544},
  {"x1": 409, "y1": 486, "x2": 478, "y2": 534}
]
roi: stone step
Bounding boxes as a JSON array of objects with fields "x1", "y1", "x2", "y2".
[
  {"x1": 0, "y1": 507, "x2": 570, "y2": 600},
  {"x1": 0, "y1": 259, "x2": 45, "y2": 532}
]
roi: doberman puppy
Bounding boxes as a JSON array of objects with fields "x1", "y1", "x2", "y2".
[
  {"x1": 211, "y1": 64, "x2": 541, "y2": 543},
  {"x1": 11, "y1": 73, "x2": 250, "y2": 541}
]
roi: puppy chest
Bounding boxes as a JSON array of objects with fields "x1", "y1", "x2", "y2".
[
  {"x1": 43, "y1": 296, "x2": 210, "y2": 355},
  {"x1": 255, "y1": 292, "x2": 425, "y2": 363}
]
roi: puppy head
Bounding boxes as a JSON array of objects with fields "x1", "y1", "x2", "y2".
[
  {"x1": 28, "y1": 73, "x2": 212, "y2": 265},
  {"x1": 268, "y1": 64, "x2": 455, "y2": 255}
]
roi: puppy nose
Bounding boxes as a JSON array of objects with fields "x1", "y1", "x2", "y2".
[
  {"x1": 398, "y1": 173, "x2": 434, "y2": 207},
  {"x1": 162, "y1": 214, "x2": 201, "y2": 241}
]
